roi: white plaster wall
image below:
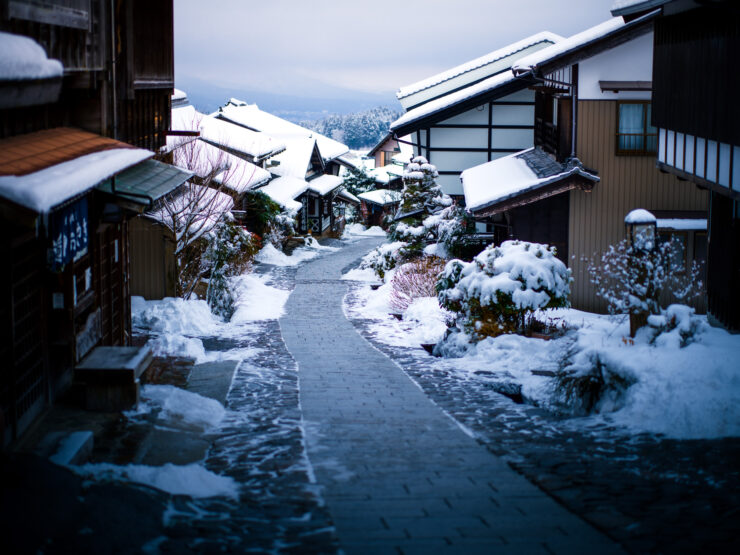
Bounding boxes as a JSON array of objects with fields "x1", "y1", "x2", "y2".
[
  {"x1": 578, "y1": 32, "x2": 653, "y2": 100},
  {"x1": 431, "y1": 127, "x2": 489, "y2": 149},
  {"x1": 437, "y1": 173, "x2": 465, "y2": 196},
  {"x1": 442, "y1": 105, "x2": 489, "y2": 125},
  {"x1": 491, "y1": 128, "x2": 533, "y2": 150},
  {"x1": 491, "y1": 104, "x2": 535, "y2": 125},
  {"x1": 430, "y1": 150, "x2": 488, "y2": 173}
]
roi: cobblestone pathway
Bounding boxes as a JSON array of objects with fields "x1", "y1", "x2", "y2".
[
  {"x1": 280, "y1": 239, "x2": 622, "y2": 554},
  {"x1": 344, "y1": 284, "x2": 740, "y2": 554}
]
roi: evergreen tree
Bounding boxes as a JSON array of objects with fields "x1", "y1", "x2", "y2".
[
  {"x1": 342, "y1": 166, "x2": 377, "y2": 197},
  {"x1": 399, "y1": 156, "x2": 450, "y2": 217}
]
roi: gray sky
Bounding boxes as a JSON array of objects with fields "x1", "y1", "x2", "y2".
[{"x1": 174, "y1": 0, "x2": 617, "y2": 100}]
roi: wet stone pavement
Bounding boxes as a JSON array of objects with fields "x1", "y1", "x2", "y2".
[{"x1": 344, "y1": 283, "x2": 740, "y2": 554}]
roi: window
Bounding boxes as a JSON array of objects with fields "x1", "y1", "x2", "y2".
[{"x1": 616, "y1": 101, "x2": 657, "y2": 155}]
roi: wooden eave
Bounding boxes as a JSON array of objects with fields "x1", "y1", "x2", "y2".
[
  {"x1": 392, "y1": 77, "x2": 530, "y2": 137},
  {"x1": 471, "y1": 174, "x2": 596, "y2": 219},
  {"x1": 599, "y1": 80, "x2": 652, "y2": 92}
]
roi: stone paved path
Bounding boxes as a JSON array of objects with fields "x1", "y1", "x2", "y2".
[{"x1": 280, "y1": 238, "x2": 623, "y2": 554}]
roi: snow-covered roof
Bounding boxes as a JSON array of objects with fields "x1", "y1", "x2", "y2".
[
  {"x1": 656, "y1": 218, "x2": 706, "y2": 231},
  {"x1": 391, "y1": 70, "x2": 519, "y2": 133},
  {"x1": 308, "y1": 174, "x2": 343, "y2": 196},
  {"x1": 172, "y1": 88, "x2": 187, "y2": 101},
  {"x1": 271, "y1": 137, "x2": 319, "y2": 179},
  {"x1": 168, "y1": 103, "x2": 285, "y2": 160},
  {"x1": 0, "y1": 31, "x2": 63, "y2": 80},
  {"x1": 396, "y1": 32, "x2": 562, "y2": 101},
  {"x1": 172, "y1": 139, "x2": 270, "y2": 194},
  {"x1": 257, "y1": 176, "x2": 307, "y2": 213},
  {"x1": 392, "y1": 152, "x2": 412, "y2": 165},
  {"x1": 512, "y1": 13, "x2": 656, "y2": 75},
  {"x1": 625, "y1": 208, "x2": 656, "y2": 224},
  {"x1": 461, "y1": 147, "x2": 599, "y2": 213},
  {"x1": 369, "y1": 163, "x2": 405, "y2": 185},
  {"x1": 611, "y1": 0, "x2": 670, "y2": 16},
  {"x1": 336, "y1": 188, "x2": 360, "y2": 204},
  {"x1": 0, "y1": 148, "x2": 152, "y2": 213},
  {"x1": 358, "y1": 189, "x2": 402, "y2": 206},
  {"x1": 216, "y1": 99, "x2": 349, "y2": 162},
  {"x1": 146, "y1": 183, "x2": 234, "y2": 243}
]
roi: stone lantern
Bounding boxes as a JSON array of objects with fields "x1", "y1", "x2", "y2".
[{"x1": 625, "y1": 208, "x2": 657, "y2": 252}]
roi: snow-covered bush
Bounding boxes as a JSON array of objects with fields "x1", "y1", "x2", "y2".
[
  {"x1": 342, "y1": 165, "x2": 376, "y2": 197},
  {"x1": 204, "y1": 216, "x2": 260, "y2": 319},
  {"x1": 397, "y1": 156, "x2": 452, "y2": 216},
  {"x1": 589, "y1": 236, "x2": 704, "y2": 332},
  {"x1": 437, "y1": 240, "x2": 571, "y2": 340},
  {"x1": 243, "y1": 190, "x2": 294, "y2": 249},
  {"x1": 390, "y1": 257, "x2": 447, "y2": 312},
  {"x1": 647, "y1": 304, "x2": 706, "y2": 348},
  {"x1": 359, "y1": 241, "x2": 408, "y2": 280}
]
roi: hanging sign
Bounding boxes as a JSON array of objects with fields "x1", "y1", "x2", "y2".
[{"x1": 50, "y1": 196, "x2": 89, "y2": 271}]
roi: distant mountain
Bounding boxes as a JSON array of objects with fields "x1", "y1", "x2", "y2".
[
  {"x1": 176, "y1": 74, "x2": 400, "y2": 122},
  {"x1": 301, "y1": 106, "x2": 402, "y2": 150}
]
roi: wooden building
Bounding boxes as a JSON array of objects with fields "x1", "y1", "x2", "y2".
[
  {"x1": 457, "y1": 14, "x2": 707, "y2": 313},
  {"x1": 358, "y1": 189, "x2": 402, "y2": 228},
  {"x1": 612, "y1": 0, "x2": 739, "y2": 329},
  {"x1": 390, "y1": 32, "x2": 562, "y2": 200},
  {"x1": 0, "y1": 1, "x2": 184, "y2": 446}
]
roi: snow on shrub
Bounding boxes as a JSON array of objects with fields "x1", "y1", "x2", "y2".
[
  {"x1": 360, "y1": 241, "x2": 408, "y2": 280},
  {"x1": 437, "y1": 240, "x2": 571, "y2": 340},
  {"x1": 390, "y1": 257, "x2": 447, "y2": 312},
  {"x1": 398, "y1": 156, "x2": 451, "y2": 216}
]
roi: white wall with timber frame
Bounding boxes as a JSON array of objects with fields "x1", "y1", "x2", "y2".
[{"x1": 410, "y1": 88, "x2": 535, "y2": 196}]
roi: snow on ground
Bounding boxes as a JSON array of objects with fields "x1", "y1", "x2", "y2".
[
  {"x1": 73, "y1": 462, "x2": 239, "y2": 499},
  {"x1": 342, "y1": 223, "x2": 387, "y2": 238},
  {"x1": 231, "y1": 273, "x2": 291, "y2": 321},
  {"x1": 256, "y1": 238, "x2": 339, "y2": 267},
  {"x1": 133, "y1": 384, "x2": 226, "y2": 431},
  {"x1": 346, "y1": 279, "x2": 740, "y2": 440}
]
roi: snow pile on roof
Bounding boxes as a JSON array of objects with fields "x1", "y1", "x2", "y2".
[
  {"x1": 257, "y1": 176, "x2": 307, "y2": 213},
  {"x1": 271, "y1": 136, "x2": 317, "y2": 179},
  {"x1": 359, "y1": 189, "x2": 402, "y2": 206},
  {"x1": 369, "y1": 163, "x2": 404, "y2": 184},
  {"x1": 611, "y1": 0, "x2": 669, "y2": 16},
  {"x1": 74, "y1": 461, "x2": 239, "y2": 499},
  {"x1": 0, "y1": 31, "x2": 63, "y2": 80},
  {"x1": 171, "y1": 88, "x2": 187, "y2": 101},
  {"x1": 391, "y1": 70, "x2": 518, "y2": 132},
  {"x1": 216, "y1": 100, "x2": 349, "y2": 161},
  {"x1": 336, "y1": 188, "x2": 360, "y2": 204},
  {"x1": 397, "y1": 32, "x2": 562, "y2": 99},
  {"x1": 308, "y1": 174, "x2": 343, "y2": 195},
  {"x1": 461, "y1": 148, "x2": 599, "y2": 212},
  {"x1": 624, "y1": 208, "x2": 656, "y2": 224},
  {"x1": 172, "y1": 139, "x2": 270, "y2": 194},
  {"x1": 0, "y1": 148, "x2": 152, "y2": 213},
  {"x1": 168, "y1": 103, "x2": 285, "y2": 161},
  {"x1": 656, "y1": 218, "x2": 706, "y2": 231},
  {"x1": 512, "y1": 18, "x2": 626, "y2": 74}
]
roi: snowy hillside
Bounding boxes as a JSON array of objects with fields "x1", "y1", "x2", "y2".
[{"x1": 301, "y1": 106, "x2": 402, "y2": 149}]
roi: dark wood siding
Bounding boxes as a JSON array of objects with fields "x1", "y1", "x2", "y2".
[
  {"x1": 570, "y1": 100, "x2": 709, "y2": 312},
  {"x1": 509, "y1": 193, "x2": 569, "y2": 265},
  {"x1": 707, "y1": 192, "x2": 740, "y2": 329},
  {"x1": 1, "y1": 225, "x2": 48, "y2": 447},
  {"x1": 652, "y1": 8, "x2": 740, "y2": 144},
  {"x1": 129, "y1": 216, "x2": 177, "y2": 300}
]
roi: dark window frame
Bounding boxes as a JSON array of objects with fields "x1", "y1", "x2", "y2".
[{"x1": 616, "y1": 100, "x2": 658, "y2": 156}]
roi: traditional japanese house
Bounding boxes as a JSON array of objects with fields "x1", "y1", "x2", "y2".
[
  {"x1": 459, "y1": 13, "x2": 708, "y2": 313},
  {"x1": 390, "y1": 32, "x2": 563, "y2": 201},
  {"x1": 358, "y1": 189, "x2": 402, "y2": 228},
  {"x1": 0, "y1": 1, "x2": 185, "y2": 446},
  {"x1": 610, "y1": 0, "x2": 739, "y2": 329},
  {"x1": 367, "y1": 132, "x2": 414, "y2": 169},
  {"x1": 213, "y1": 99, "x2": 358, "y2": 235}
]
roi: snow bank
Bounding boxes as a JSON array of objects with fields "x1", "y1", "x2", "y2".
[
  {"x1": 230, "y1": 274, "x2": 290, "y2": 321},
  {"x1": 132, "y1": 296, "x2": 222, "y2": 336},
  {"x1": 343, "y1": 223, "x2": 387, "y2": 237},
  {"x1": 146, "y1": 333, "x2": 207, "y2": 363},
  {"x1": 256, "y1": 240, "x2": 338, "y2": 267},
  {"x1": 74, "y1": 462, "x2": 239, "y2": 499},
  {"x1": 139, "y1": 385, "x2": 225, "y2": 431}
]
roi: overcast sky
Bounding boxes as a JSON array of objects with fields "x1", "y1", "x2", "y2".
[{"x1": 174, "y1": 0, "x2": 617, "y2": 101}]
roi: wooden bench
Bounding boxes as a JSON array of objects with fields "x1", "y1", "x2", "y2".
[{"x1": 75, "y1": 346, "x2": 153, "y2": 411}]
